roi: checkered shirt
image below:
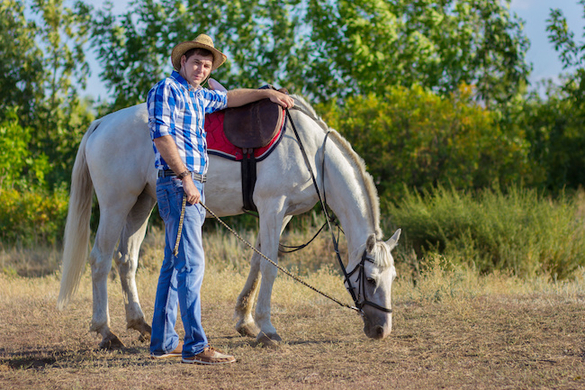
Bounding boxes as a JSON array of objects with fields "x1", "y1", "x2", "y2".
[{"x1": 148, "y1": 71, "x2": 228, "y2": 174}]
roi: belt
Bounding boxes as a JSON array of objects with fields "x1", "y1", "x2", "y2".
[{"x1": 158, "y1": 170, "x2": 207, "y2": 183}]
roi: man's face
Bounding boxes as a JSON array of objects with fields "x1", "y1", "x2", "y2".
[{"x1": 180, "y1": 52, "x2": 213, "y2": 88}]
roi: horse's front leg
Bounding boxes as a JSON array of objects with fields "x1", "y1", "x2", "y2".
[
  {"x1": 114, "y1": 192, "x2": 156, "y2": 342},
  {"x1": 235, "y1": 235, "x2": 261, "y2": 338},
  {"x1": 253, "y1": 213, "x2": 291, "y2": 346}
]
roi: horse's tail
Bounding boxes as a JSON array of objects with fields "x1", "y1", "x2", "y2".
[{"x1": 57, "y1": 119, "x2": 102, "y2": 310}]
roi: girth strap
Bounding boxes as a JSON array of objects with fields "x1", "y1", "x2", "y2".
[
  {"x1": 241, "y1": 148, "x2": 257, "y2": 212},
  {"x1": 233, "y1": 85, "x2": 287, "y2": 214}
]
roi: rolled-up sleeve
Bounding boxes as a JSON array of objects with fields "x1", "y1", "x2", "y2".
[
  {"x1": 201, "y1": 89, "x2": 228, "y2": 114},
  {"x1": 148, "y1": 80, "x2": 177, "y2": 140}
]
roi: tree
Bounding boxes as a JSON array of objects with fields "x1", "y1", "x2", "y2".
[
  {"x1": 547, "y1": 0, "x2": 585, "y2": 105},
  {"x1": 0, "y1": 0, "x2": 94, "y2": 188},
  {"x1": 516, "y1": 0, "x2": 585, "y2": 192},
  {"x1": 91, "y1": 0, "x2": 306, "y2": 111},
  {"x1": 0, "y1": 0, "x2": 44, "y2": 125},
  {"x1": 0, "y1": 109, "x2": 38, "y2": 189},
  {"x1": 304, "y1": 0, "x2": 530, "y2": 105},
  {"x1": 90, "y1": 0, "x2": 530, "y2": 107}
]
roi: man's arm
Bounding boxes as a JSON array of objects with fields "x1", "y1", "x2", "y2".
[
  {"x1": 227, "y1": 88, "x2": 294, "y2": 109},
  {"x1": 154, "y1": 135, "x2": 201, "y2": 205}
]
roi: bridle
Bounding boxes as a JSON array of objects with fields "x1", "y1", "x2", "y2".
[
  {"x1": 344, "y1": 250, "x2": 393, "y2": 313},
  {"x1": 286, "y1": 108, "x2": 392, "y2": 315}
]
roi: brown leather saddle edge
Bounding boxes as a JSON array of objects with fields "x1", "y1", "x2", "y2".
[{"x1": 223, "y1": 98, "x2": 284, "y2": 149}]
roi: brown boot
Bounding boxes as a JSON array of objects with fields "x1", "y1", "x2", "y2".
[{"x1": 182, "y1": 346, "x2": 236, "y2": 365}]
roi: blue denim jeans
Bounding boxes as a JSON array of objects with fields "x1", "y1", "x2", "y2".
[{"x1": 150, "y1": 176, "x2": 207, "y2": 358}]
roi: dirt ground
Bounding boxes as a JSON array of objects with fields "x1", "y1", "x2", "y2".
[{"x1": 1, "y1": 270, "x2": 584, "y2": 390}]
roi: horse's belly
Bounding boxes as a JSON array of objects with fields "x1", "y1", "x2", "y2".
[{"x1": 205, "y1": 156, "x2": 245, "y2": 217}]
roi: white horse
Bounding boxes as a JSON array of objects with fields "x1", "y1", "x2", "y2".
[{"x1": 57, "y1": 95, "x2": 401, "y2": 348}]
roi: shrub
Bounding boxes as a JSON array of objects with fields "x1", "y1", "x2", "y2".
[
  {"x1": 387, "y1": 185, "x2": 585, "y2": 280},
  {"x1": 520, "y1": 86, "x2": 585, "y2": 193},
  {"x1": 0, "y1": 186, "x2": 69, "y2": 246},
  {"x1": 318, "y1": 84, "x2": 532, "y2": 202}
]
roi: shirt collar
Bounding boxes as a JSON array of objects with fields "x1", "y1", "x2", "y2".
[{"x1": 170, "y1": 70, "x2": 202, "y2": 92}]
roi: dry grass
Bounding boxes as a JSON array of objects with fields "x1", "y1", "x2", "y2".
[{"x1": 1, "y1": 227, "x2": 585, "y2": 389}]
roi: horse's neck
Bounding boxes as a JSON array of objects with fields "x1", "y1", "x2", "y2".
[{"x1": 322, "y1": 141, "x2": 377, "y2": 259}]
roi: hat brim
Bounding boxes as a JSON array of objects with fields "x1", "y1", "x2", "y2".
[{"x1": 171, "y1": 41, "x2": 227, "y2": 72}]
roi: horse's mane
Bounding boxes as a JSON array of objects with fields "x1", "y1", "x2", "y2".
[{"x1": 290, "y1": 95, "x2": 383, "y2": 240}]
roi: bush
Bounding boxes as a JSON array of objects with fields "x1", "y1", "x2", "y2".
[
  {"x1": 0, "y1": 186, "x2": 69, "y2": 246},
  {"x1": 318, "y1": 84, "x2": 532, "y2": 203},
  {"x1": 387, "y1": 185, "x2": 585, "y2": 280},
  {"x1": 0, "y1": 108, "x2": 51, "y2": 189},
  {"x1": 520, "y1": 85, "x2": 585, "y2": 194}
]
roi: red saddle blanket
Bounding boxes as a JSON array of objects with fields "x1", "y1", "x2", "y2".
[{"x1": 205, "y1": 110, "x2": 285, "y2": 161}]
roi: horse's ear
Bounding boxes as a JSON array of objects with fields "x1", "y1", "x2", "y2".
[
  {"x1": 366, "y1": 234, "x2": 377, "y2": 252},
  {"x1": 386, "y1": 229, "x2": 401, "y2": 251}
]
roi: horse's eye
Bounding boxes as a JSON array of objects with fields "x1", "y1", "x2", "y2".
[{"x1": 366, "y1": 277, "x2": 376, "y2": 286}]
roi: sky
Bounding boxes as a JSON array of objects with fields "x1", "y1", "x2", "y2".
[
  {"x1": 82, "y1": 0, "x2": 585, "y2": 100},
  {"x1": 510, "y1": 0, "x2": 585, "y2": 84}
]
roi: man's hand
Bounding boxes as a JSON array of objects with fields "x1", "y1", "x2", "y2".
[
  {"x1": 182, "y1": 175, "x2": 201, "y2": 204},
  {"x1": 153, "y1": 136, "x2": 201, "y2": 204},
  {"x1": 266, "y1": 89, "x2": 295, "y2": 109}
]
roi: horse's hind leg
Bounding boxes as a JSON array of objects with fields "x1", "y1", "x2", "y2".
[
  {"x1": 114, "y1": 191, "x2": 156, "y2": 342},
  {"x1": 90, "y1": 203, "x2": 132, "y2": 349}
]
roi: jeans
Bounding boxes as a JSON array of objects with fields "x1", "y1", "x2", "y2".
[{"x1": 150, "y1": 176, "x2": 207, "y2": 358}]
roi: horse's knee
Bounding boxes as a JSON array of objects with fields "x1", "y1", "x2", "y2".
[
  {"x1": 116, "y1": 253, "x2": 137, "y2": 277},
  {"x1": 89, "y1": 251, "x2": 112, "y2": 280},
  {"x1": 259, "y1": 264, "x2": 278, "y2": 283}
]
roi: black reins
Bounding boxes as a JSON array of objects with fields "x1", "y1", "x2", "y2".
[{"x1": 285, "y1": 108, "x2": 392, "y2": 315}]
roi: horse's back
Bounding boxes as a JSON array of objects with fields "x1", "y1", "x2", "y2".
[
  {"x1": 207, "y1": 109, "x2": 323, "y2": 218},
  {"x1": 85, "y1": 103, "x2": 157, "y2": 201},
  {"x1": 80, "y1": 100, "x2": 324, "y2": 219}
]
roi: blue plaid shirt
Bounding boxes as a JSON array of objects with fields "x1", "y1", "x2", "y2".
[{"x1": 148, "y1": 71, "x2": 228, "y2": 175}]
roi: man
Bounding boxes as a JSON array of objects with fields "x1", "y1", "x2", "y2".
[{"x1": 148, "y1": 34, "x2": 294, "y2": 365}]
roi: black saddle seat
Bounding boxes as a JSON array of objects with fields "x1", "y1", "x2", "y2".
[{"x1": 223, "y1": 98, "x2": 284, "y2": 149}]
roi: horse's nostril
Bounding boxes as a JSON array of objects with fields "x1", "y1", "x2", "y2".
[{"x1": 375, "y1": 325, "x2": 385, "y2": 338}]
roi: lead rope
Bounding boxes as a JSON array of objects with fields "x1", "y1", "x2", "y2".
[
  {"x1": 173, "y1": 194, "x2": 187, "y2": 257},
  {"x1": 199, "y1": 201, "x2": 361, "y2": 314}
]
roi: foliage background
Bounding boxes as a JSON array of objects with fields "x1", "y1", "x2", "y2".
[{"x1": 2, "y1": 0, "x2": 585, "y2": 280}]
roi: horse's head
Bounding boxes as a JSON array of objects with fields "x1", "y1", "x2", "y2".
[{"x1": 345, "y1": 229, "x2": 401, "y2": 339}]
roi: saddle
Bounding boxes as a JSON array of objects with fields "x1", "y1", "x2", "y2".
[
  {"x1": 221, "y1": 88, "x2": 288, "y2": 213},
  {"x1": 224, "y1": 98, "x2": 284, "y2": 150}
]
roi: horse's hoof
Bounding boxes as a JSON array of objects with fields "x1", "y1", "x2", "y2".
[
  {"x1": 127, "y1": 319, "x2": 151, "y2": 342},
  {"x1": 138, "y1": 332, "x2": 151, "y2": 343},
  {"x1": 236, "y1": 321, "x2": 259, "y2": 338},
  {"x1": 99, "y1": 334, "x2": 125, "y2": 350},
  {"x1": 256, "y1": 332, "x2": 282, "y2": 348}
]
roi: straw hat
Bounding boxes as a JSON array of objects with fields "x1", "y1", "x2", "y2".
[{"x1": 171, "y1": 34, "x2": 227, "y2": 71}]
